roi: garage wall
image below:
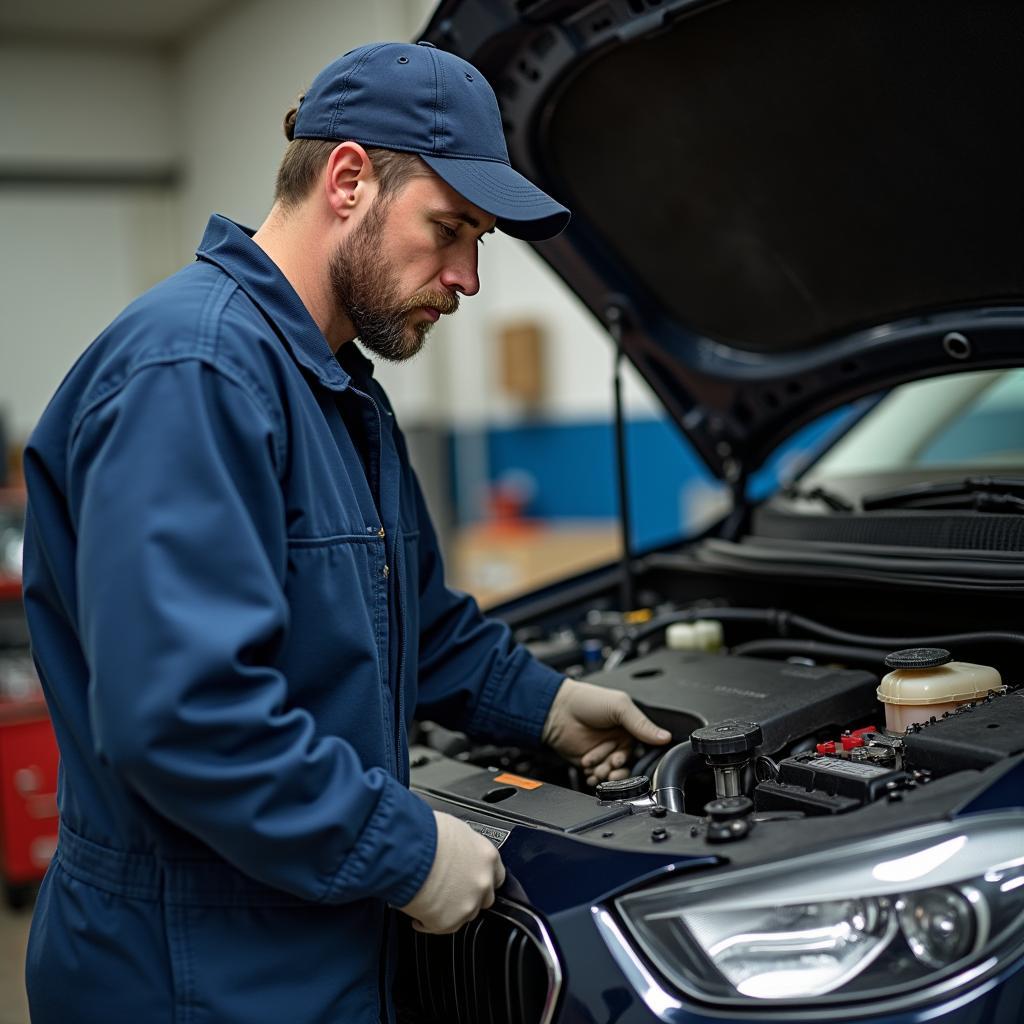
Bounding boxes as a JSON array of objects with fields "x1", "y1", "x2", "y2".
[
  {"x1": 0, "y1": 43, "x2": 180, "y2": 442},
  {"x1": 0, "y1": 43, "x2": 178, "y2": 173}
]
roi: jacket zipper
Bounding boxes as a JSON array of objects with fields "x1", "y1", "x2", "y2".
[
  {"x1": 394, "y1": 537, "x2": 407, "y2": 785},
  {"x1": 351, "y1": 384, "x2": 403, "y2": 1024},
  {"x1": 349, "y1": 385, "x2": 399, "y2": 780}
]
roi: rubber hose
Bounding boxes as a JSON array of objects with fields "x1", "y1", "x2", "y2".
[
  {"x1": 651, "y1": 740, "x2": 703, "y2": 814},
  {"x1": 632, "y1": 745, "x2": 665, "y2": 779},
  {"x1": 730, "y1": 638, "x2": 891, "y2": 668},
  {"x1": 617, "y1": 607, "x2": 1024, "y2": 660},
  {"x1": 786, "y1": 614, "x2": 1024, "y2": 653}
]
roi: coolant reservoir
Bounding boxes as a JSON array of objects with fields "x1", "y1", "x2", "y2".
[
  {"x1": 878, "y1": 647, "x2": 1002, "y2": 732},
  {"x1": 666, "y1": 619, "x2": 724, "y2": 653}
]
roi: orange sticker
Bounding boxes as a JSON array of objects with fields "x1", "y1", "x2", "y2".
[{"x1": 493, "y1": 772, "x2": 543, "y2": 790}]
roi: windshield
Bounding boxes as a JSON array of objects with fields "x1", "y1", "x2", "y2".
[{"x1": 805, "y1": 369, "x2": 1024, "y2": 485}]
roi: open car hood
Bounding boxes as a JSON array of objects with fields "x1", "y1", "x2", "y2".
[{"x1": 420, "y1": 0, "x2": 1024, "y2": 482}]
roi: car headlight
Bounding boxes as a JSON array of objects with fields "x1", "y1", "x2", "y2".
[{"x1": 615, "y1": 812, "x2": 1024, "y2": 1008}]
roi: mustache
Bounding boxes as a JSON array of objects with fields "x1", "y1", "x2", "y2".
[{"x1": 401, "y1": 289, "x2": 460, "y2": 316}]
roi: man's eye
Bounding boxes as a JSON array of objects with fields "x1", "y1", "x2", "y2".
[{"x1": 438, "y1": 223, "x2": 458, "y2": 241}]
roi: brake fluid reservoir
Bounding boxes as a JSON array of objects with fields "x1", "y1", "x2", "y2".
[{"x1": 878, "y1": 648, "x2": 1002, "y2": 732}]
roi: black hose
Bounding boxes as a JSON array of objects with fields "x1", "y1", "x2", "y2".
[
  {"x1": 614, "y1": 607, "x2": 1024, "y2": 662},
  {"x1": 786, "y1": 616, "x2": 1024, "y2": 653},
  {"x1": 632, "y1": 745, "x2": 665, "y2": 779},
  {"x1": 730, "y1": 638, "x2": 891, "y2": 668},
  {"x1": 651, "y1": 740, "x2": 703, "y2": 813}
]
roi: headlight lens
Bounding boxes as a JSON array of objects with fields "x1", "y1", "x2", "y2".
[
  {"x1": 684, "y1": 897, "x2": 897, "y2": 998},
  {"x1": 897, "y1": 886, "x2": 980, "y2": 969},
  {"x1": 616, "y1": 813, "x2": 1024, "y2": 1007}
]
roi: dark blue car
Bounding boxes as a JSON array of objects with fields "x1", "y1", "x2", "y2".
[{"x1": 397, "y1": 0, "x2": 1024, "y2": 1021}]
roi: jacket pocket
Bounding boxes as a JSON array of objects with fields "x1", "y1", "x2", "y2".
[
  {"x1": 167, "y1": 898, "x2": 384, "y2": 1024},
  {"x1": 279, "y1": 536, "x2": 391, "y2": 771},
  {"x1": 27, "y1": 862, "x2": 177, "y2": 1024}
]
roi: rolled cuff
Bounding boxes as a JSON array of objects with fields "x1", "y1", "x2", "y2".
[
  {"x1": 325, "y1": 773, "x2": 438, "y2": 907},
  {"x1": 469, "y1": 655, "x2": 565, "y2": 747}
]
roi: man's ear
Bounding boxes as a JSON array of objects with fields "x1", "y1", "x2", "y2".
[{"x1": 324, "y1": 141, "x2": 373, "y2": 220}]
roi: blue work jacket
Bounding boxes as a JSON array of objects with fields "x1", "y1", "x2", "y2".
[{"x1": 21, "y1": 214, "x2": 564, "y2": 1024}]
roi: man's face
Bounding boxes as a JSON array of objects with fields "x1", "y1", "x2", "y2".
[{"x1": 329, "y1": 170, "x2": 495, "y2": 362}]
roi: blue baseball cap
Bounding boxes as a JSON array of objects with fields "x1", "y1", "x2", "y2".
[{"x1": 292, "y1": 41, "x2": 570, "y2": 241}]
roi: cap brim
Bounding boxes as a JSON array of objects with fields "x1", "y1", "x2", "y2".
[{"x1": 421, "y1": 154, "x2": 570, "y2": 242}]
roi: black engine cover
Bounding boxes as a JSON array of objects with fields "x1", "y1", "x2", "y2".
[{"x1": 589, "y1": 650, "x2": 879, "y2": 753}]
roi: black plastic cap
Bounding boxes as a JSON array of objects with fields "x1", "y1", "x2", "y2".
[
  {"x1": 596, "y1": 775, "x2": 651, "y2": 801},
  {"x1": 704, "y1": 796, "x2": 754, "y2": 821},
  {"x1": 884, "y1": 648, "x2": 953, "y2": 670},
  {"x1": 706, "y1": 818, "x2": 752, "y2": 844},
  {"x1": 691, "y1": 720, "x2": 764, "y2": 756}
]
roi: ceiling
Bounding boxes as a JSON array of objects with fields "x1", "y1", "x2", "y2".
[{"x1": 0, "y1": 0, "x2": 237, "y2": 46}]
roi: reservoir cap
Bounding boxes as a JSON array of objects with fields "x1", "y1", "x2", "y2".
[
  {"x1": 691, "y1": 720, "x2": 763, "y2": 757},
  {"x1": 884, "y1": 648, "x2": 953, "y2": 671},
  {"x1": 596, "y1": 775, "x2": 650, "y2": 801}
]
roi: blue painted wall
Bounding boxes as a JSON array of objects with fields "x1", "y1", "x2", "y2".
[{"x1": 452, "y1": 405, "x2": 860, "y2": 551}]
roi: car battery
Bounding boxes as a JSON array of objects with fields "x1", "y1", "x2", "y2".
[
  {"x1": 0, "y1": 694, "x2": 59, "y2": 904},
  {"x1": 755, "y1": 751, "x2": 909, "y2": 816}
]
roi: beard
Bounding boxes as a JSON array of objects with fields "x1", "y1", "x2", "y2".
[{"x1": 328, "y1": 200, "x2": 459, "y2": 362}]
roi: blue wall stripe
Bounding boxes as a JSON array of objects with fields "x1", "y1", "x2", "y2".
[{"x1": 451, "y1": 406, "x2": 860, "y2": 550}]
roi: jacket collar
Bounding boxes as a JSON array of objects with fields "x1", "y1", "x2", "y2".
[
  {"x1": 196, "y1": 214, "x2": 351, "y2": 392},
  {"x1": 336, "y1": 338, "x2": 378, "y2": 388}
]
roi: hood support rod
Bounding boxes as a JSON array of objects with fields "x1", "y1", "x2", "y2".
[{"x1": 609, "y1": 306, "x2": 636, "y2": 612}]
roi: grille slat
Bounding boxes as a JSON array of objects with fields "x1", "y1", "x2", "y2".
[
  {"x1": 452, "y1": 924, "x2": 465, "y2": 1024},
  {"x1": 466, "y1": 916, "x2": 483, "y2": 1022},
  {"x1": 395, "y1": 901, "x2": 562, "y2": 1024}
]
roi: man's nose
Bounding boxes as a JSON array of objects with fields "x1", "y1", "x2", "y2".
[{"x1": 439, "y1": 250, "x2": 480, "y2": 297}]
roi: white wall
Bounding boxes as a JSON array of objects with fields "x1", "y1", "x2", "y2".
[
  {"x1": 0, "y1": 43, "x2": 177, "y2": 171},
  {"x1": 0, "y1": 189, "x2": 179, "y2": 439},
  {"x1": 0, "y1": 44, "x2": 179, "y2": 440}
]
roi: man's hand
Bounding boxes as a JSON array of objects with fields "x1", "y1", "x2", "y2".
[
  {"x1": 398, "y1": 811, "x2": 505, "y2": 934},
  {"x1": 541, "y1": 679, "x2": 672, "y2": 787}
]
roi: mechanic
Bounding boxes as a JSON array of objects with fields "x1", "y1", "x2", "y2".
[{"x1": 21, "y1": 41, "x2": 671, "y2": 1024}]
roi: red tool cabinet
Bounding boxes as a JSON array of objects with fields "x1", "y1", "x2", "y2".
[
  {"x1": 0, "y1": 694, "x2": 59, "y2": 906},
  {"x1": 0, "y1": 495, "x2": 61, "y2": 908}
]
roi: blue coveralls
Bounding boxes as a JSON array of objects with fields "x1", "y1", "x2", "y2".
[{"x1": 21, "y1": 215, "x2": 565, "y2": 1024}]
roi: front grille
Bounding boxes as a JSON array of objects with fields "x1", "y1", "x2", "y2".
[{"x1": 395, "y1": 899, "x2": 562, "y2": 1024}]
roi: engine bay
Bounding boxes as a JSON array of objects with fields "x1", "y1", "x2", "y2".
[{"x1": 410, "y1": 585, "x2": 1024, "y2": 858}]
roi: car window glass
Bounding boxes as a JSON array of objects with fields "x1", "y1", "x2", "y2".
[
  {"x1": 916, "y1": 370, "x2": 1024, "y2": 466},
  {"x1": 810, "y1": 369, "x2": 1024, "y2": 479}
]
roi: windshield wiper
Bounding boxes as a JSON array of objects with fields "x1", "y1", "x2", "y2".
[
  {"x1": 862, "y1": 476, "x2": 1024, "y2": 513},
  {"x1": 781, "y1": 484, "x2": 854, "y2": 512}
]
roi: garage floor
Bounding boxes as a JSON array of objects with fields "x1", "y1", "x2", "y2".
[{"x1": 0, "y1": 900, "x2": 31, "y2": 1024}]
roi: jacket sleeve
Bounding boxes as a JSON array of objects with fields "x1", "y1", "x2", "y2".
[
  {"x1": 402, "y1": 452, "x2": 564, "y2": 746},
  {"x1": 68, "y1": 358, "x2": 436, "y2": 908}
]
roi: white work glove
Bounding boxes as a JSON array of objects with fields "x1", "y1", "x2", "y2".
[
  {"x1": 541, "y1": 679, "x2": 672, "y2": 787},
  {"x1": 398, "y1": 811, "x2": 505, "y2": 934}
]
